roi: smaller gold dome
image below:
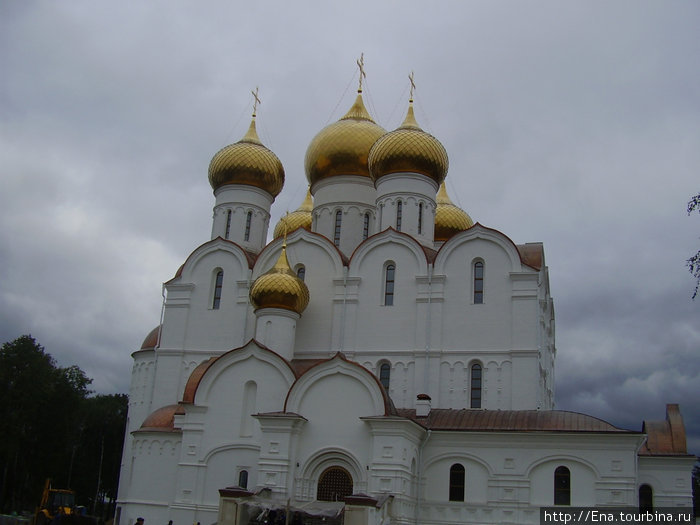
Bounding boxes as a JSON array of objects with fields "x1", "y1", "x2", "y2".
[
  {"x1": 434, "y1": 182, "x2": 474, "y2": 242},
  {"x1": 273, "y1": 189, "x2": 313, "y2": 238},
  {"x1": 249, "y1": 246, "x2": 310, "y2": 314},
  {"x1": 208, "y1": 118, "x2": 285, "y2": 197},
  {"x1": 368, "y1": 102, "x2": 448, "y2": 185},
  {"x1": 304, "y1": 93, "x2": 386, "y2": 186}
]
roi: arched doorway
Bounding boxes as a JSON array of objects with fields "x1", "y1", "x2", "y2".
[{"x1": 317, "y1": 466, "x2": 353, "y2": 502}]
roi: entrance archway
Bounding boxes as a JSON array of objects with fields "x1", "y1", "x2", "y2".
[{"x1": 317, "y1": 466, "x2": 353, "y2": 502}]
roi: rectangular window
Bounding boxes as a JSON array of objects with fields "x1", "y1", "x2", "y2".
[
  {"x1": 334, "y1": 210, "x2": 342, "y2": 246},
  {"x1": 474, "y1": 261, "x2": 484, "y2": 304},
  {"x1": 244, "y1": 211, "x2": 252, "y2": 242},
  {"x1": 384, "y1": 265, "x2": 395, "y2": 306}
]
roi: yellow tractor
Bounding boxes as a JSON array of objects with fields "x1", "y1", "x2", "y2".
[{"x1": 34, "y1": 479, "x2": 88, "y2": 525}]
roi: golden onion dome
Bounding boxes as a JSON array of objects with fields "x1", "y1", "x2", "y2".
[
  {"x1": 434, "y1": 182, "x2": 474, "y2": 242},
  {"x1": 273, "y1": 189, "x2": 313, "y2": 238},
  {"x1": 304, "y1": 92, "x2": 386, "y2": 186},
  {"x1": 208, "y1": 118, "x2": 285, "y2": 197},
  {"x1": 368, "y1": 101, "x2": 448, "y2": 185},
  {"x1": 249, "y1": 246, "x2": 310, "y2": 314}
]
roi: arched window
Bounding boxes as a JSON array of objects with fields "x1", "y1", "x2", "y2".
[
  {"x1": 473, "y1": 260, "x2": 484, "y2": 304},
  {"x1": 317, "y1": 467, "x2": 353, "y2": 502},
  {"x1": 449, "y1": 464, "x2": 465, "y2": 501},
  {"x1": 554, "y1": 466, "x2": 571, "y2": 505},
  {"x1": 384, "y1": 264, "x2": 395, "y2": 306},
  {"x1": 334, "y1": 210, "x2": 342, "y2": 246},
  {"x1": 396, "y1": 200, "x2": 403, "y2": 231},
  {"x1": 639, "y1": 484, "x2": 653, "y2": 512},
  {"x1": 244, "y1": 211, "x2": 252, "y2": 242},
  {"x1": 418, "y1": 202, "x2": 423, "y2": 234},
  {"x1": 238, "y1": 470, "x2": 249, "y2": 489},
  {"x1": 470, "y1": 363, "x2": 482, "y2": 408},
  {"x1": 296, "y1": 265, "x2": 306, "y2": 281},
  {"x1": 379, "y1": 363, "x2": 390, "y2": 390},
  {"x1": 225, "y1": 209, "x2": 232, "y2": 239},
  {"x1": 363, "y1": 213, "x2": 370, "y2": 240},
  {"x1": 212, "y1": 270, "x2": 224, "y2": 309},
  {"x1": 240, "y1": 380, "x2": 257, "y2": 437}
]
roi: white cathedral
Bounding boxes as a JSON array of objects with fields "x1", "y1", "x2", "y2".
[{"x1": 115, "y1": 78, "x2": 695, "y2": 525}]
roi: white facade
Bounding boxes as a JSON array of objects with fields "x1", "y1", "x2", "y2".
[{"x1": 116, "y1": 93, "x2": 695, "y2": 525}]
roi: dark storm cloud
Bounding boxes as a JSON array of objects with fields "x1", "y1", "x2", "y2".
[{"x1": 1, "y1": 1, "x2": 698, "y2": 453}]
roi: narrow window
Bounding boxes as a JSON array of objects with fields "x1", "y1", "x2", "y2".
[
  {"x1": 296, "y1": 265, "x2": 306, "y2": 281},
  {"x1": 384, "y1": 264, "x2": 395, "y2": 306},
  {"x1": 379, "y1": 363, "x2": 390, "y2": 390},
  {"x1": 554, "y1": 466, "x2": 571, "y2": 505},
  {"x1": 363, "y1": 213, "x2": 370, "y2": 240},
  {"x1": 240, "y1": 380, "x2": 257, "y2": 437},
  {"x1": 418, "y1": 202, "x2": 423, "y2": 234},
  {"x1": 244, "y1": 211, "x2": 252, "y2": 241},
  {"x1": 639, "y1": 484, "x2": 653, "y2": 512},
  {"x1": 473, "y1": 261, "x2": 484, "y2": 304},
  {"x1": 334, "y1": 210, "x2": 342, "y2": 247},
  {"x1": 449, "y1": 464, "x2": 465, "y2": 502},
  {"x1": 225, "y1": 209, "x2": 232, "y2": 239},
  {"x1": 470, "y1": 363, "x2": 482, "y2": 408},
  {"x1": 396, "y1": 200, "x2": 403, "y2": 231},
  {"x1": 238, "y1": 470, "x2": 248, "y2": 489},
  {"x1": 212, "y1": 270, "x2": 224, "y2": 309}
]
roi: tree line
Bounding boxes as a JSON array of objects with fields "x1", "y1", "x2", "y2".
[{"x1": 0, "y1": 335, "x2": 127, "y2": 522}]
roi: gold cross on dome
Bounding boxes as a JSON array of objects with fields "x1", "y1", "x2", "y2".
[
  {"x1": 356, "y1": 53, "x2": 366, "y2": 93},
  {"x1": 251, "y1": 86, "x2": 261, "y2": 117},
  {"x1": 409, "y1": 71, "x2": 416, "y2": 102}
]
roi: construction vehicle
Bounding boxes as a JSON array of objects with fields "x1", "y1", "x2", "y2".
[{"x1": 33, "y1": 480, "x2": 94, "y2": 525}]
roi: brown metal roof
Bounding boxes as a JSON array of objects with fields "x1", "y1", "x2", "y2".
[
  {"x1": 140, "y1": 325, "x2": 161, "y2": 350},
  {"x1": 639, "y1": 404, "x2": 690, "y2": 455},
  {"x1": 516, "y1": 243, "x2": 543, "y2": 270},
  {"x1": 137, "y1": 404, "x2": 183, "y2": 433},
  {"x1": 395, "y1": 409, "x2": 631, "y2": 433}
]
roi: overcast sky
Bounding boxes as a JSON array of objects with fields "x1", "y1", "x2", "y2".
[{"x1": 1, "y1": 1, "x2": 698, "y2": 455}]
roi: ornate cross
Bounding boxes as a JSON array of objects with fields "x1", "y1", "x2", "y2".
[
  {"x1": 356, "y1": 53, "x2": 366, "y2": 93},
  {"x1": 251, "y1": 86, "x2": 261, "y2": 117},
  {"x1": 409, "y1": 71, "x2": 416, "y2": 102}
]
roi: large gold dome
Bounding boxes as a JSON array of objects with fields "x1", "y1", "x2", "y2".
[
  {"x1": 249, "y1": 246, "x2": 310, "y2": 314},
  {"x1": 368, "y1": 102, "x2": 448, "y2": 185},
  {"x1": 273, "y1": 189, "x2": 313, "y2": 238},
  {"x1": 304, "y1": 93, "x2": 386, "y2": 187},
  {"x1": 208, "y1": 118, "x2": 284, "y2": 197},
  {"x1": 434, "y1": 182, "x2": 474, "y2": 241}
]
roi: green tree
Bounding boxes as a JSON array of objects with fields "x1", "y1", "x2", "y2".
[
  {"x1": 689, "y1": 193, "x2": 700, "y2": 299},
  {"x1": 0, "y1": 336, "x2": 127, "y2": 518}
]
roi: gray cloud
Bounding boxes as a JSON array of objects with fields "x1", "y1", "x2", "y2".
[{"x1": 1, "y1": 1, "x2": 698, "y2": 454}]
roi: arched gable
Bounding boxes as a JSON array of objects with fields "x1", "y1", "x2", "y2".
[
  {"x1": 424, "y1": 450, "x2": 495, "y2": 477},
  {"x1": 252, "y1": 228, "x2": 346, "y2": 279},
  {"x1": 348, "y1": 228, "x2": 429, "y2": 276},
  {"x1": 167, "y1": 237, "x2": 254, "y2": 284},
  {"x1": 433, "y1": 223, "x2": 529, "y2": 275},
  {"x1": 285, "y1": 353, "x2": 392, "y2": 416},
  {"x1": 182, "y1": 339, "x2": 297, "y2": 405}
]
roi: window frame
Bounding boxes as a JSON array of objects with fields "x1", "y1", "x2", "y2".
[
  {"x1": 225, "y1": 209, "x2": 232, "y2": 239},
  {"x1": 448, "y1": 463, "x2": 465, "y2": 502},
  {"x1": 383, "y1": 263, "x2": 396, "y2": 306},
  {"x1": 379, "y1": 362, "x2": 391, "y2": 390},
  {"x1": 473, "y1": 259, "x2": 484, "y2": 304},
  {"x1": 244, "y1": 211, "x2": 252, "y2": 242},
  {"x1": 333, "y1": 210, "x2": 342, "y2": 247},
  {"x1": 212, "y1": 269, "x2": 224, "y2": 310},
  {"x1": 470, "y1": 362, "x2": 482, "y2": 409},
  {"x1": 554, "y1": 466, "x2": 571, "y2": 506},
  {"x1": 396, "y1": 200, "x2": 403, "y2": 231}
]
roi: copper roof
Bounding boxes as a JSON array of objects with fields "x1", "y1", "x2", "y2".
[
  {"x1": 137, "y1": 404, "x2": 183, "y2": 432},
  {"x1": 516, "y1": 243, "x2": 543, "y2": 270},
  {"x1": 395, "y1": 409, "x2": 631, "y2": 433},
  {"x1": 140, "y1": 325, "x2": 161, "y2": 350},
  {"x1": 639, "y1": 404, "x2": 691, "y2": 456}
]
